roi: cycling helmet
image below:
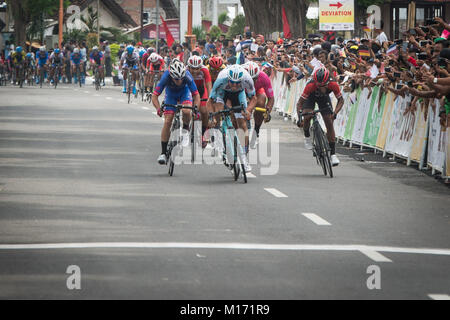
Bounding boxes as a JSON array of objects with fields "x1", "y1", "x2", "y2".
[
  {"x1": 313, "y1": 67, "x2": 330, "y2": 85},
  {"x1": 227, "y1": 64, "x2": 244, "y2": 82},
  {"x1": 92, "y1": 46, "x2": 98, "y2": 51},
  {"x1": 149, "y1": 52, "x2": 159, "y2": 63},
  {"x1": 147, "y1": 47, "x2": 155, "y2": 54},
  {"x1": 244, "y1": 61, "x2": 260, "y2": 79},
  {"x1": 139, "y1": 49, "x2": 146, "y2": 58},
  {"x1": 126, "y1": 45, "x2": 134, "y2": 54},
  {"x1": 54, "y1": 48, "x2": 60, "y2": 54},
  {"x1": 73, "y1": 48, "x2": 80, "y2": 54},
  {"x1": 209, "y1": 56, "x2": 223, "y2": 69},
  {"x1": 39, "y1": 46, "x2": 46, "y2": 52},
  {"x1": 26, "y1": 53, "x2": 32, "y2": 58},
  {"x1": 187, "y1": 55, "x2": 203, "y2": 68},
  {"x1": 169, "y1": 60, "x2": 187, "y2": 80},
  {"x1": 16, "y1": 46, "x2": 23, "y2": 53}
]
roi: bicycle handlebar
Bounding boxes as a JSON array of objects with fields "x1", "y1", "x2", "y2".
[
  {"x1": 208, "y1": 105, "x2": 244, "y2": 119},
  {"x1": 161, "y1": 103, "x2": 198, "y2": 112}
]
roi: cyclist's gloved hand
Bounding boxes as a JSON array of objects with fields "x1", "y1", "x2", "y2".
[
  {"x1": 157, "y1": 107, "x2": 163, "y2": 117},
  {"x1": 332, "y1": 112, "x2": 337, "y2": 120}
]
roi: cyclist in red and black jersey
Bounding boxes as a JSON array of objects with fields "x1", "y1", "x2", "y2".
[{"x1": 296, "y1": 67, "x2": 344, "y2": 166}]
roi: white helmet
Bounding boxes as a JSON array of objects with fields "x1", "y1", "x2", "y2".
[
  {"x1": 227, "y1": 64, "x2": 245, "y2": 82},
  {"x1": 149, "y1": 52, "x2": 159, "y2": 63},
  {"x1": 73, "y1": 48, "x2": 80, "y2": 54},
  {"x1": 169, "y1": 60, "x2": 187, "y2": 79},
  {"x1": 244, "y1": 61, "x2": 260, "y2": 79},
  {"x1": 39, "y1": 46, "x2": 46, "y2": 52},
  {"x1": 187, "y1": 55, "x2": 203, "y2": 68}
]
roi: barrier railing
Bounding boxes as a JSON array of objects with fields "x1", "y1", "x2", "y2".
[{"x1": 272, "y1": 71, "x2": 449, "y2": 180}]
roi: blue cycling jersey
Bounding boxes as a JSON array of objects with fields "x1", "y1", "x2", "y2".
[
  {"x1": 153, "y1": 70, "x2": 199, "y2": 97},
  {"x1": 71, "y1": 53, "x2": 82, "y2": 64}
]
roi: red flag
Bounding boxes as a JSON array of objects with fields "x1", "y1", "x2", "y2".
[
  {"x1": 160, "y1": 15, "x2": 175, "y2": 47},
  {"x1": 282, "y1": 6, "x2": 292, "y2": 39}
]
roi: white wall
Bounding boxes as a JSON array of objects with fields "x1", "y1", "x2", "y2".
[{"x1": 180, "y1": 0, "x2": 202, "y2": 43}]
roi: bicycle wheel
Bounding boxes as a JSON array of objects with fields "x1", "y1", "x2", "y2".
[
  {"x1": 168, "y1": 116, "x2": 180, "y2": 176},
  {"x1": 313, "y1": 125, "x2": 327, "y2": 176},
  {"x1": 127, "y1": 75, "x2": 132, "y2": 104},
  {"x1": 54, "y1": 68, "x2": 58, "y2": 89},
  {"x1": 233, "y1": 136, "x2": 240, "y2": 181},
  {"x1": 167, "y1": 142, "x2": 175, "y2": 176},
  {"x1": 78, "y1": 67, "x2": 82, "y2": 87},
  {"x1": 320, "y1": 131, "x2": 333, "y2": 178}
]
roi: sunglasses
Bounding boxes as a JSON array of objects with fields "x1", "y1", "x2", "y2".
[{"x1": 229, "y1": 80, "x2": 241, "y2": 84}]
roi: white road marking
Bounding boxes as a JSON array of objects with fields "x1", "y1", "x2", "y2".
[
  {"x1": 359, "y1": 250, "x2": 392, "y2": 262},
  {"x1": 428, "y1": 294, "x2": 450, "y2": 300},
  {"x1": 142, "y1": 107, "x2": 150, "y2": 110},
  {"x1": 302, "y1": 213, "x2": 331, "y2": 226},
  {"x1": 152, "y1": 112, "x2": 157, "y2": 115},
  {"x1": 84, "y1": 91, "x2": 89, "y2": 94},
  {"x1": 0, "y1": 243, "x2": 449, "y2": 262},
  {"x1": 246, "y1": 173, "x2": 256, "y2": 178},
  {"x1": 106, "y1": 97, "x2": 113, "y2": 100},
  {"x1": 264, "y1": 188, "x2": 288, "y2": 198}
]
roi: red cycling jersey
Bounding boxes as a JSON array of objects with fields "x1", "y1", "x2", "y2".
[
  {"x1": 301, "y1": 81, "x2": 342, "y2": 100},
  {"x1": 147, "y1": 58, "x2": 165, "y2": 72}
]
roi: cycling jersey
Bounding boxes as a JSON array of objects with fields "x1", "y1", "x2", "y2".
[
  {"x1": 36, "y1": 52, "x2": 49, "y2": 67},
  {"x1": 71, "y1": 53, "x2": 82, "y2": 65},
  {"x1": 120, "y1": 51, "x2": 139, "y2": 67},
  {"x1": 11, "y1": 52, "x2": 26, "y2": 65},
  {"x1": 49, "y1": 52, "x2": 64, "y2": 65},
  {"x1": 90, "y1": 51, "x2": 103, "y2": 65},
  {"x1": 190, "y1": 66, "x2": 211, "y2": 106},
  {"x1": 301, "y1": 79, "x2": 342, "y2": 114},
  {"x1": 153, "y1": 70, "x2": 199, "y2": 114},
  {"x1": 209, "y1": 67, "x2": 255, "y2": 110},
  {"x1": 208, "y1": 64, "x2": 226, "y2": 83},
  {"x1": 253, "y1": 71, "x2": 274, "y2": 98},
  {"x1": 147, "y1": 58, "x2": 165, "y2": 72}
]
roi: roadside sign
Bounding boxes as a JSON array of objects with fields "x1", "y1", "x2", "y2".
[{"x1": 319, "y1": 0, "x2": 354, "y2": 31}]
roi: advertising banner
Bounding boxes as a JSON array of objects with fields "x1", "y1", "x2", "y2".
[
  {"x1": 363, "y1": 87, "x2": 384, "y2": 147},
  {"x1": 410, "y1": 103, "x2": 429, "y2": 164},
  {"x1": 427, "y1": 101, "x2": 447, "y2": 172}
]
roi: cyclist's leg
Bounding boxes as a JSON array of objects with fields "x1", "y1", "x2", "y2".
[
  {"x1": 180, "y1": 86, "x2": 193, "y2": 132},
  {"x1": 318, "y1": 96, "x2": 336, "y2": 155},
  {"x1": 122, "y1": 65, "x2": 128, "y2": 92},
  {"x1": 301, "y1": 96, "x2": 316, "y2": 136},
  {"x1": 161, "y1": 91, "x2": 178, "y2": 157},
  {"x1": 198, "y1": 85, "x2": 209, "y2": 139},
  {"x1": 253, "y1": 89, "x2": 267, "y2": 138}
]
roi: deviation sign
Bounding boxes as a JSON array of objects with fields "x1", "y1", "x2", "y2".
[{"x1": 319, "y1": 0, "x2": 354, "y2": 31}]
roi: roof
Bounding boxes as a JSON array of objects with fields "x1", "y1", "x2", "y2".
[{"x1": 71, "y1": 0, "x2": 138, "y2": 27}]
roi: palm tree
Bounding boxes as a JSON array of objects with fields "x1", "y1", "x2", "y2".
[{"x1": 218, "y1": 12, "x2": 230, "y2": 25}]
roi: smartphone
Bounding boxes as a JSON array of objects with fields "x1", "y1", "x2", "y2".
[
  {"x1": 425, "y1": 19, "x2": 434, "y2": 26},
  {"x1": 418, "y1": 52, "x2": 428, "y2": 60},
  {"x1": 339, "y1": 75, "x2": 345, "y2": 82},
  {"x1": 303, "y1": 54, "x2": 307, "y2": 59},
  {"x1": 385, "y1": 67, "x2": 392, "y2": 73},
  {"x1": 394, "y1": 72, "x2": 401, "y2": 78},
  {"x1": 402, "y1": 42, "x2": 408, "y2": 52},
  {"x1": 389, "y1": 60, "x2": 395, "y2": 66},
  {"x1": 420, "y1": 26, "x2": 429, "y2": 33},
  {"x1": 409, "y1": 29, "x2": 417, "y2": 35},
  {"x1": 329, "y1": 53, "x2": 335, "y2": 60},
  {"x1": 419, "y1": 40, "x2": 429, "y2": 47},
  {"x1": 396, "y1": 83, "x2": 403, "y2": 90},
  {"x1": 394, "y1": 39, "x2": 403, "y2": 45},
  {"x1": 438, "y1": 57, "x2": 448, "y2": 67},
  {"x1": 406, "y1": 81, "x2": 413, "y2": 87}
]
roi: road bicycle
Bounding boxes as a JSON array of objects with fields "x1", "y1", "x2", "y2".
[
  {"x1": 209, "y1": 105, "x2": 248, "y2": 183},
  {"x1": 161, "y1": 103, "x2": 200, "y2": 176},
  {"x1": 301, "y1": 110, "x2": 333, "y2": 178}
]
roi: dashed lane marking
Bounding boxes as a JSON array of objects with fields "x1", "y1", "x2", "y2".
[
  {"x1": 264, "y1": 188, "x2": 288, "y2": 198},
  {"x1": 302, "y1": 213, "x2": 331, "y2": 226},
  {"x1": 428, "y1": 294, "x2": 450, "y2": 300}
]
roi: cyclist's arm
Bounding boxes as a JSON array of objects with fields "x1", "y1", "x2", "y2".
[{"x1": 328, "y1": 82, "x2": 344, "y2": 115}]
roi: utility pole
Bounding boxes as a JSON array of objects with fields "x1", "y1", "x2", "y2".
[
  {"x1": 59, "y1": 0, "x2": 63, "y2": 49},
  {"x1": 156, "y1": 0, "x2": 160, "y2": 52},
  {"x1": 97, "y1": 0, "x2": 100, "y2": 45},
  {"x1": 185, "y1": 0, "x2": 196, "y2": 51},
  {"x1": 140, "y1": 0, "x2": 144, "y2": 43}
]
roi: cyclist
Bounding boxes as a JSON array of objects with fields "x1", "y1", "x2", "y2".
[
  {"x1": 71, "y1": 48, "x2": 84, "y2": 84},
  {"x1": 120, "y1": 45, "x2": 139, "y2": 95},
  {"x1": 24, "y1": 52, "x2": 35, "y2": 83},
  {"x1": 90, "y1": 46, "x2": 105, "y2": 86},
  {"x1": 296, "y1": 67, "x2": 344, "y2": 166},
  {"x1": 141, "y1": 47, "x2": 155, "y2": 93},
  {"x1": 187, "y1": 55, "x2": 212, "y2": 148},
  {"x1": 11, "y1": 46, "x2": 26, "y2": 85},
  {"x1": 146, "y1": 52, "x2": 165, "y2": 93},
  {"x1": 49, "y1": 48, "x2": 64, "y2": 84},
  {"x1": 36, "y1": 46, "x2": 48, "y2": 85},
  {"x1": 243, "y1": 61, "x2": 275, "y2": 147},
  {"x1": 151, "y1": 59, "x2": 200, "y2": 165},
  {"x1": 207, "y1": 55, "x2": 226, "y2": 85},
  {"x1": 208, "y1": 64, "x2": 257, "y2": 172}
]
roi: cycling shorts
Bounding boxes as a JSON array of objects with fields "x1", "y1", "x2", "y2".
[
  {"x1": 214, "y1": 89, "x2": 247, "y2": 112},
  {"x1": 164, "y1": 86, "x2": 193, "y2": 115},
  {"x1": 123, "y1": 63, "x2": 138, "y2": 70},
  {"x1": 303, "y1": 94, "x2": 333, "y2": 115}
]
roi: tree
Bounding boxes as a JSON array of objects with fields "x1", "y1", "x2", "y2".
[
  {"x1": 240, "y1": 0, "x2": 308, "y2": 38},
  {"x1": 218, "y1": 12, "x2": 230, "y2": 25},
  {"x1": 209, "y1": 25, "x2": 222, "y2": 40},
  {"x1": 8, "y1": 0, "x2": 64, "y2": 46},
  {"x1": 226, "y1": 14, "x2": 246, "y2": 38},
  {"x1": 192, "y1": 26, "x2": 206, "y2": 41},
  {"x1": 80, "y1": 6, "x2": 98, "y2": 33}
]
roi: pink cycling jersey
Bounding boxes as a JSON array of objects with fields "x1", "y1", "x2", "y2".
[{"x1": 254, "y1": 71, "x2": 274, "y2": 98}]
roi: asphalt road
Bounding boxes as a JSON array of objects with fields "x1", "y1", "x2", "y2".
[{"x1": 0, "y1": 81, "x2": 449, "y2": 300}]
